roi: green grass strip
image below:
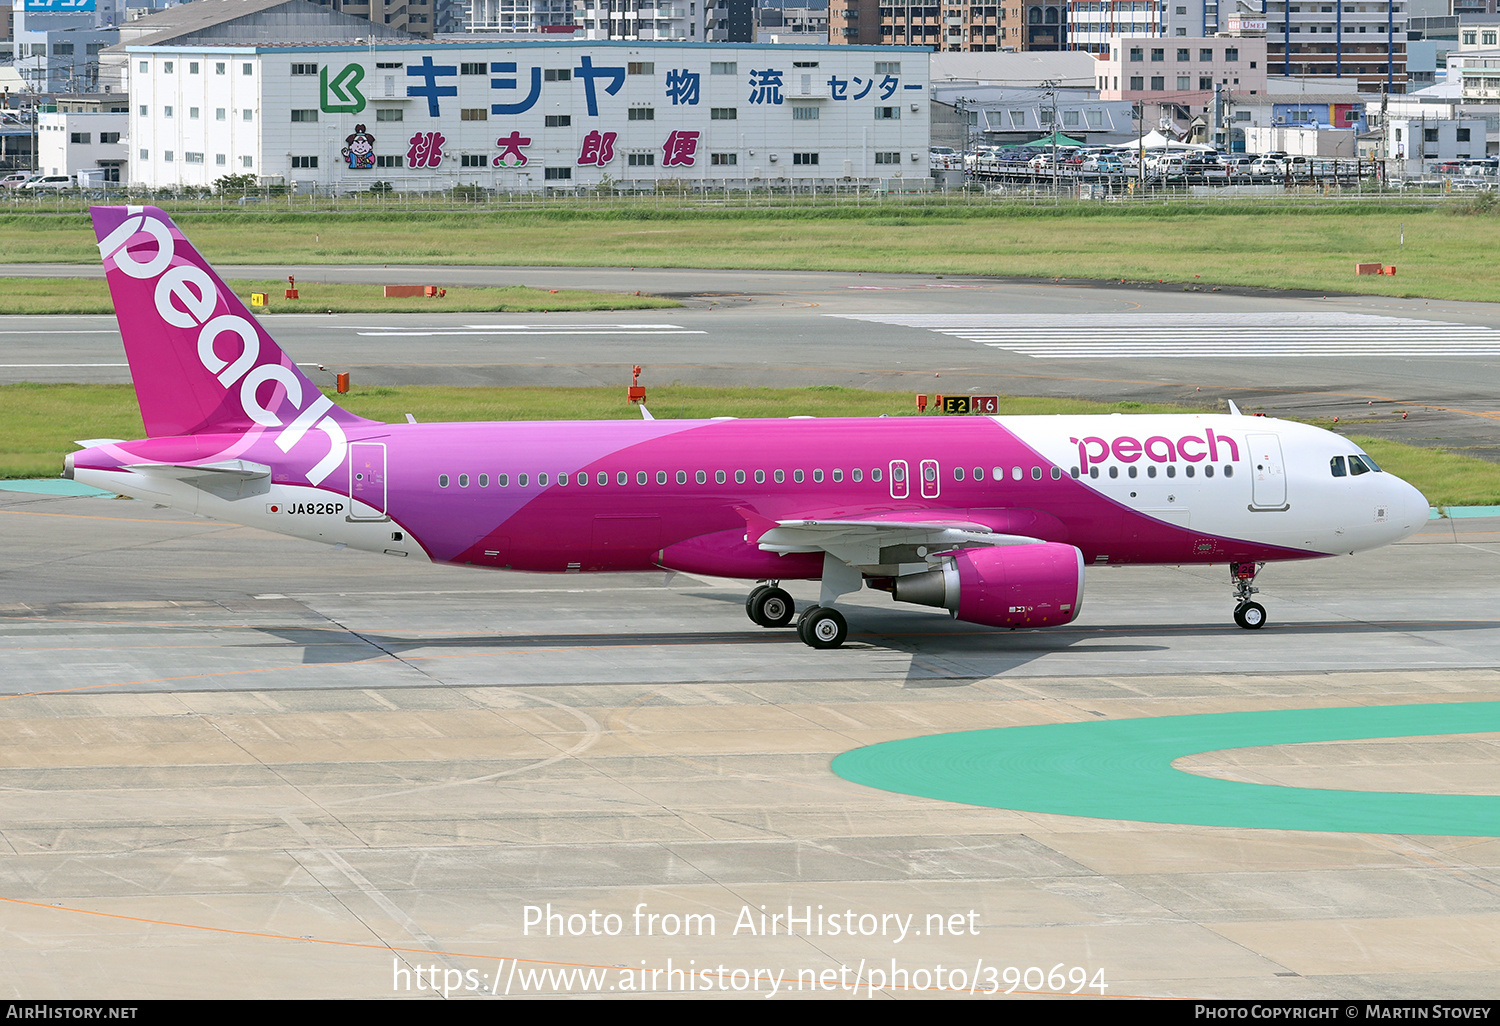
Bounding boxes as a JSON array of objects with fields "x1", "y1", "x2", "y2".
[
  {"x1": 831, "y1": 703, "x2": 1500, "y2": 836},
  {"x1": 0, "y1": 277, "x2": 677, "y2": 315}
]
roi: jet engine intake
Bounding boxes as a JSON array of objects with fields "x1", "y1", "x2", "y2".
[{"x1": 891, "y1": 543, "x2": 1085, "y2": 629}]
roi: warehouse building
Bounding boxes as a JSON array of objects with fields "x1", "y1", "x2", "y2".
[{"x1": 126, "y1": 40, "x2": 932, "y2": 190}]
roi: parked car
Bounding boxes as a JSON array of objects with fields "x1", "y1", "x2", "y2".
[
  {"x1": 21, "y1": 174, "x2": 75, "y2": 191},
  {"x1": 1184, "y1": 159, "x2": 1228, "y2": 184},
  {"x1": 1082, "y1": 155, "x2": 1124, "y2": 173},
  {"x1": 1148, "y1": 154, "x2": 1191, "y2": 179},
  {"x1": 1219, "y1": 155, "x2": 1256, "y2": 177},
  {"x1": 0, "y1": 172, "x2": 36, "y2": 189},
  {"x1": 929, "y1": 146, "x2": 958, "y2": 168},
  {"x1": 1248, "y1": 157, "x2": 1284, "y2": 178}
]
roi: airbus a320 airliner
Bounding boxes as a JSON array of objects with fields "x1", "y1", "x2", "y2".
[{"x1": 65, "y1": 206, "x2": 1429, "y2": 648}]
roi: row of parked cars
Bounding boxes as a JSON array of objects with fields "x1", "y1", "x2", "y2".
[{"x1": 933, "y1": 145, "x2": 1372, "y2": 184}]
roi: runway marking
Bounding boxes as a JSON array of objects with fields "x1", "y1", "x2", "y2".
[
  {"x1": 833, "y1": 703, "x2": 1500, "y2": 836},
  {"x1": 351, "y1": 323, "x2": 706, "y2": 337},
  {"x1": 0, "y1": 509, "x2": 225, "y2": 526},
  {"x1": 831, "y1": 312, "x2": 1500, "y2": 359},
  {"x1": 0, "y1": 361, "x2": 318, "y2": 367}
]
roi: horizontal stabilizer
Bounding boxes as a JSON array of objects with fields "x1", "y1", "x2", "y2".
[
  {"x1": 121, "y1": 459, "x2": 272, "y2": 500},
  {"x1": 122, "y1": 459, "x2": 271, "y2": 480}
]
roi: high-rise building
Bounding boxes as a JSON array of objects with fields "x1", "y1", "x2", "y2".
[
  {"x1": 468, "y1": 0, "x2": 576, "y2": 33},
  {"x1": 1259, "y1": 0, "x2": 1406, "y2": 93},
  {"x1": 827, "y1": 0, "x2": 1003, "y2": 50},
  {"x1": 573, "y1": 0, "x2": 699, "y2": 39},
  {"x1": 1001, "y1": 0, "x2": 1066, "y2": 49}
]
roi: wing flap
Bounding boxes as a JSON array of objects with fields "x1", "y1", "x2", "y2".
[{"x1": 747, "y1": 514, "x2": 1043, "y2": 572}]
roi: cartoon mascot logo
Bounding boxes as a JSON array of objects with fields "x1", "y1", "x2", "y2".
[{"x1": 342, "y1": 124, "x2": 376, "y2": 170}]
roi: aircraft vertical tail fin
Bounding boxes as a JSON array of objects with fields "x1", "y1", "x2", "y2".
[{"x1": 91, "y1": 205, "x2": 378, "y2": 445}]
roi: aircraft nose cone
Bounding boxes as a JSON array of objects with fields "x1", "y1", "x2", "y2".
[{"x1": 1397, "y1": 477, "x2": 1431, "y2": 539}]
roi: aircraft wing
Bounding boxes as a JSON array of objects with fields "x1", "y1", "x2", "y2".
[{"x1": 737, "y1": 507, "x2": 1044, "y2": 574}]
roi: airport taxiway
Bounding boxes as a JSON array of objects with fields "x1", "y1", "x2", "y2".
[{"x1": 4, "y1": 487, "x2": 1500, "y2": 999}]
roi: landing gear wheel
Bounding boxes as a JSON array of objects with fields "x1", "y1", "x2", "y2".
[
  {"x1": 798, "y1": 606, "x2": 848, "y2": 649},
  {"x1": 1234, "y1": 601, "x2": 1267, "y2": 630},
  {"x1": 745, "y1": 585, "x2": 770, "y2": 624},
  {"x1": 749, "y1": 586, "x2": 795, "y2": 628},
  {"x1": 1229, "y1": 562, "x2": 1266, "y2": 631}
]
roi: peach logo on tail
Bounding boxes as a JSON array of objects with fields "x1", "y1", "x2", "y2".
[{"x1": 97, "y1": 210, "x2": 347, "y2": 485}]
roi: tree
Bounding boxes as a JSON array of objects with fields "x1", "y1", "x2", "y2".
[{"x1": 213, "y1": 173, "x2": 257, "y2": 196}]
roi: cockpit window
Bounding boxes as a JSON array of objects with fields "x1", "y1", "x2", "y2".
[
  {"x1": 1348, "y1": 455, "x2": 1371, "y2": 476},
  {"x1": 1356, "y1": 453, "x2": 1382, "y2": 473},
  {"x1": 1330, "y1": 456, "x2": 1346, "y2": 478}
]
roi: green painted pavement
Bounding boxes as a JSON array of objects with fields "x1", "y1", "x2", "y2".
[
  {"x1": 0, "y1": 479, "x2": 112, "y2": 496},
  {"x1": 831, "y1": 703, "x2": 1500, "y2": 836}
]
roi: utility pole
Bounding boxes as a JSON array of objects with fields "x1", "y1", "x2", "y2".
[
  {"x1": 1041, "y1": 79, "x2": 1059, "y2": 194},
  {"x1": 1380, "y1": 82, "x2": 1391, "y2": 184},
  {"x1": 952, "y1": 95, "x2": 979, "y2": 179},
  {"x1": 1135, "y1": 101, "x2": 1144, "y2": 191}
]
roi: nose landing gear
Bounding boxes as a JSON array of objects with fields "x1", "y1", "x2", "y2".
[{"x1": 1231, "y1": 562, "x2": 1267, "y2": 629}]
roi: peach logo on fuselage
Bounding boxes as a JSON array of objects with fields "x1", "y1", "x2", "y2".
[{"x1": 1070, "y1": 431, "x2": 1240, "y2": 473}]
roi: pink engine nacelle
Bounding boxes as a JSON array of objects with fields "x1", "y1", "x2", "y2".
[{"x1": 888, "y1": 543, "x2": 1085, "y2": 629}]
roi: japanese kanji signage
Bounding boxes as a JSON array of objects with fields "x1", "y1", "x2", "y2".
[{"x1": 275, "y1": 46, "x2": 925, "y2": 179}]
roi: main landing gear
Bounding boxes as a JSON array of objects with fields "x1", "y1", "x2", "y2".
[
  {"x1": 797, "y1": 605, "x2": 848, "y2": 649},
  {"x1": 1231, "y1": 561, "x2": 1267, "y2": 630},
  {"x1": 746, "y1": 583, "x2": 848, "y2": 648},
  {"x1": 746, "y1": 583, "x2": 795, "y2": 628}
]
